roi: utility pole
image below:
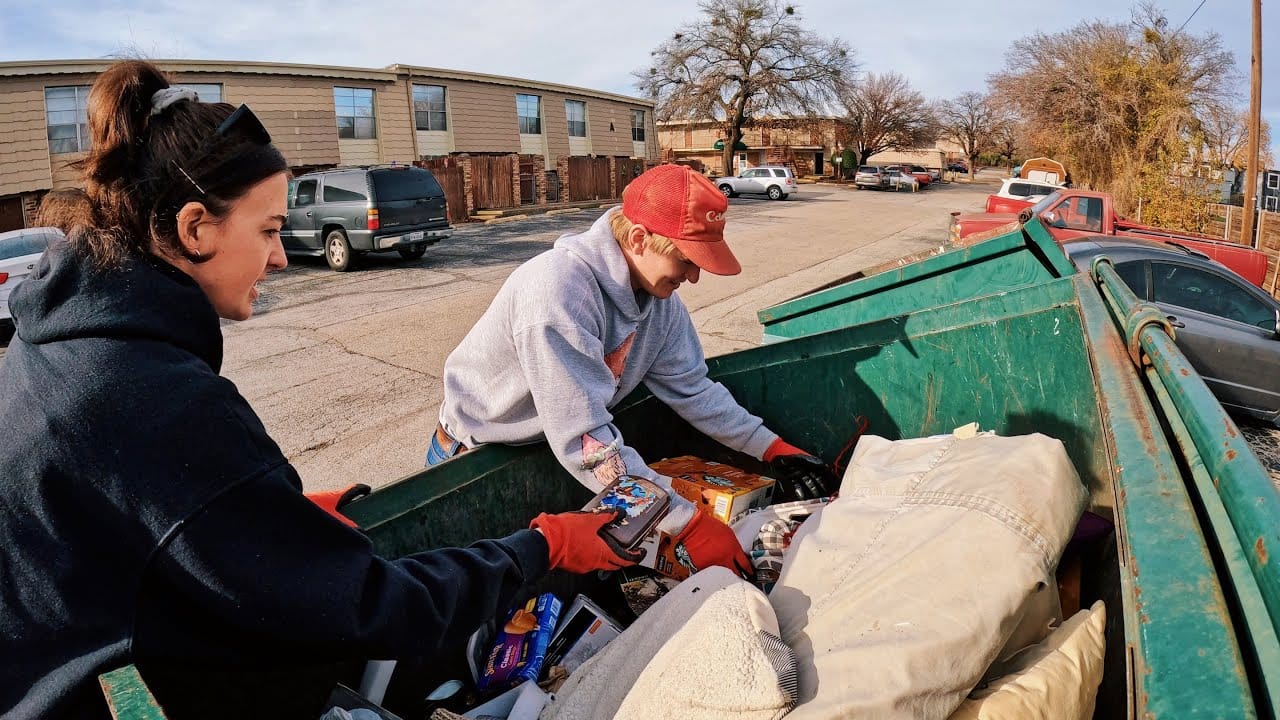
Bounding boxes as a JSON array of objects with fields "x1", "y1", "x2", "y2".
[{"x1": 1240, "y1": 0, "x2": 1263, "y2": 247}]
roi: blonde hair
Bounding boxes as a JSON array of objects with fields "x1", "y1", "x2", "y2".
[{"x1": 609, "y1": 209, "x2": 680, "y2": 256}]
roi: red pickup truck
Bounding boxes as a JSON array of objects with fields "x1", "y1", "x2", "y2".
[{"x1": 951, "y1": 189, "x2": 1270, "y2": 287}]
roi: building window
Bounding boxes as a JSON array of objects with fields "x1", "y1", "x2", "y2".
[
  {"x1": 176, "y1": 83, "x2": 223, "y2": 103},
  {"x1": 565, "y1": 100, "x2": 587, "y2": 138},
  {"x1": 631, "y1": 109, "x2": 646, "y2": 142},
  {"x1": 45, "y1": 86, "x2": 91, "y2": 154},
  {"x1": 516, "y1": 94, "x2": 541, "y2": 135},
  {"x1": 334, "y1": 87, "x2": 376, "y2": 139},
  {"x1": 413, "y1": 84, "x2": 447, "y2": 131}
]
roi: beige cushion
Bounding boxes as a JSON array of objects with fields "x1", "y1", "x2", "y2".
[
  {"x1": 772, "y1": 432, "x2": 1087, "y2": 720},
  {"x1": 950, "y1": 601, "x2": 1107, "y2": 720},
  {"x1": 542, "y1": 566, "x2": 797, "y2": 720}
]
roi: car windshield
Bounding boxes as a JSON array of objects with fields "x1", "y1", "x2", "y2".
[
  {"x1": 1028, "y1": 191, "x2": 1064, "y2": 216},
  {"x1": 371, "y1": 169, "x2": 444, "y2": 202}
]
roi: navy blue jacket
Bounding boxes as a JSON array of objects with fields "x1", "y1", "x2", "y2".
[{"x1": 0, "y1": 242, "x2": 549, "y2": 718}]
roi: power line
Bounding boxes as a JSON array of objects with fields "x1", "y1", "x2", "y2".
[{"x1": 1175, "y1": 0, "x2": 1209, "y2": 34}]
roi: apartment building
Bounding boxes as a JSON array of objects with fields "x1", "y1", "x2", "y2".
[
  {"x1": 0, "y1": 59, "x2": 657, "y2": 231},
  {"x1": 657, "y1": 117, "x2": 963, "y2": 177}
]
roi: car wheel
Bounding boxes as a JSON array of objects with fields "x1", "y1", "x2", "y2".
[
  {"x1": 767, "y1": 185, "x2": 784, "y2": 200},
  {"x1": 718, "y1": 183, "x2": 737, "y2": 198},
  {"x1": 398, "y1": 244, "x2": 427, "y2": 261},
  {"x1": 325, "y1": 229, "x2": 354, "y2": 272}
]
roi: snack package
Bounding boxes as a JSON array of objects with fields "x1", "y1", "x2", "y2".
[
  {"x1": 477, "y1": 592, "x2": 562, "y2": 691},
  {"x1": 651, "y1": 456, "x2": 776, "y2": 524}
]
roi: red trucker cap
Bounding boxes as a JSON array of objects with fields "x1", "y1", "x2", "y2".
[{"x1": 621, "y1": 164, "x2": 741, "y2": 276}]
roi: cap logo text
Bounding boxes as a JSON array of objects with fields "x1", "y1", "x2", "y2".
[{"x1": 705, "y1": 210, "x2": 725, "y2": 224}]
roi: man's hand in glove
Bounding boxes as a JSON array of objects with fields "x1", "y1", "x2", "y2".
[
  {"x1": 531, "y1": 509, "x2": 645, "y2": 574},
  {"x1": 306, "y1": 483, "x2": 372, "y2": 528},
  {"x1": 675, "y1": 510, "x2": 754, "y2": 580},
  {"x1": 764, "y1": 438, "x2": 840, "y2": 502}
]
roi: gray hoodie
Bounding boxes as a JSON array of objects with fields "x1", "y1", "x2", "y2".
[{"x1": 439, "y1": 208, "x2": 777, "y2": 532}]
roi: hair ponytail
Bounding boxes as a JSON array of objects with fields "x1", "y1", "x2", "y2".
[{"x1": 71, "y1": 59, "x2": 287, "y2": 267}]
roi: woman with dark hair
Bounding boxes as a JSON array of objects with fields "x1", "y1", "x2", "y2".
[{"x1": 0, "y1": 60, "x2": 637, "y2": 720}]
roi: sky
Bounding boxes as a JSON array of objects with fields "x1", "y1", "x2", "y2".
[{"x1": 0, "y1": 0, "x2": 1276, "y2": 162}]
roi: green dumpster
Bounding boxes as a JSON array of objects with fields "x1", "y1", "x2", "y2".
[
  {"x1": 757, "y1": 217, "x2": 1072, "y2": 343},
  {"x1": 102, "y1": 224, "x2": 1280, "y2": 718}
]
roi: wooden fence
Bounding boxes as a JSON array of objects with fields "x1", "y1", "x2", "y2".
[
  {"x1": 471, "y1": 155, "x2": 516, "y2": 210},
  {"x1": 615, "y1": 157, "x2": 643, "y2": 197},
  {"x1": 568, "y1": 156, "x2": 612, "y2": 201},
  {"x1": 1206, "y1": 204, "x2": 1280, "y2": 299},
  {"x1": 416, "y1": 157, "x2": 468, "y2": 225}
]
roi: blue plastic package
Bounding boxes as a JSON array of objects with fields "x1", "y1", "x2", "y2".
[{"x1": 477, "y1": 592, "x2": 562, "y2": 691}]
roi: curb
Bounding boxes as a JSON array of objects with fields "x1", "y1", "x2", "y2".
[{"x1": 483, "y1": 214, "x2": 530, "y2": 225}]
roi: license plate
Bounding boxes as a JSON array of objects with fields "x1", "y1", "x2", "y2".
[{"x1": 406, "y1": 231, "x2": 425, "y2": 242}]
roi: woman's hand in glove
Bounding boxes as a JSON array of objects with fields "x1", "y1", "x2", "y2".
[
  {"x1": 531, "y1": 509, "x2": 645, "y2": 574},
  {"x1": 675, "y1": 510, "x2": 754, "y2": 580},
  {"x1": 764, "y1": 438, "x2": 840, "y2": 502}
]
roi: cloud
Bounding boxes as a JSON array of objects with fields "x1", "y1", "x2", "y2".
[{"x1": 0, "y1": 0, "x2": 1276, "y2": 159}]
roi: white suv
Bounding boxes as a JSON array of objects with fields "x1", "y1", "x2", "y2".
[
  {"x1": 716, "y1": 166, "x2": 799, "y2": 200},
  {"x1": 0, "y1": 227, "x2": 60, "y2": 322}
]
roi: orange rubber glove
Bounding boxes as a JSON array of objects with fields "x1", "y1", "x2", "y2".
[
  {"x1": 530, "y1": 509, "x2": 645, "y2": 574},
  {"x1": 675, "y1": 509, "x2": 754, "y2": 580},
  {"x1": 305, "y1": 483, "x2": 371, "y2": 528},
  {"x1": 764, "y1": 438, "x2": 840, "y2": 502}
]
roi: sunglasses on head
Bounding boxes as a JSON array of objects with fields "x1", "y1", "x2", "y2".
[{"x1": 173, "y1": 104, "x2": 273, "y2": 196}]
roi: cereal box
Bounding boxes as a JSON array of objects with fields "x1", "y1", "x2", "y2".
[{"x1": 651, "y1": 456, "x2": 776, "y2": 524}]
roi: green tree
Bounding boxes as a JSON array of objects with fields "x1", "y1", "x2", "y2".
[{"x1": 636, "y1": 0, "x2": 855, "y2": 175}]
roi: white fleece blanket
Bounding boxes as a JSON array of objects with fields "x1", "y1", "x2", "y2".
[{"x1": 541, "y1": 566, "x2": 796, "y2": 720}]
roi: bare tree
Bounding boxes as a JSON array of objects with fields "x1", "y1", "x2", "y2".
[
  {"x1": 636, "y1": 0, "x2": 855, "y2": 175},
  {"x1": 1202, "y1": 104, "x2": 1274, "y2": 170},
  {"x1": 837, "y1": 72, "x2": 937, "y2": 169},
  {"x1": 936, "y1": 92, "x2": 998, "y2": 180}
]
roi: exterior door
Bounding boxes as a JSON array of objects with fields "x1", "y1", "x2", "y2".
[
  {"x1": 0, "y1": 197, "x2": 23, "y2": 233},
  {"x1": 283, "y1": 178, "x2": 319, "y2": 251},
  {"x1": 815, "y1": 152, "x2": 824, "y2": 176},
  {"x1": 1149, "y1": 260, "x2": 1280, "y2": 415}
]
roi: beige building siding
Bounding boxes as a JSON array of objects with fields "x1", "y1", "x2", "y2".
[
  {"x1": 569, "y1": 136, "x2": 590, "y2": 156},
  {"x1": 448, "y1": 80, "x2": 521, "y2": 154},
  {"x1": 588, "y1": 104, "x2": 635, "y2": 157},
  {"x1": 339, "y1": 139, "x2": 381, "y2": 166},
  {"x1": 417, "y1": 130, "x2": 451, "y2": 156},
  {"x1": 375, "y1": 81, "x2": 415, "y2": 164},
  {"x1": 542, "y1": 95, "x2": 570, "y2": 163},
  {"x1": 0, "y1": 76, "x2": 76, "y2": 196},
  {"x1": 50, "y1": 152, "x2": 85, "y2": 188},
  {"x1": 191, "y1": 74, "x2": 342, "y2": 168}
]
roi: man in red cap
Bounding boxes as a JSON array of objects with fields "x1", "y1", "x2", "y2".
[{"x1": 427, "y1": 164, "x2": 837, "y2": 577}]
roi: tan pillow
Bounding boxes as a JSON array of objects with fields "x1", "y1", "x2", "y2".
[
  {"x1": 949, "y1": 601, "x2": 1107, "y2": 720},
  {"x1": 542, "y1": 567, "x2": 797, "y2": 720}
]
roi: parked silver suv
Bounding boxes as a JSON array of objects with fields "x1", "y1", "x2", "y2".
[
  {"x1": 854, "y1": 165, "x2": 889, "y2": 190},
  {"x1": 716, "y1": 165, "x2": 799, "y2": 200},
  {"x1": 283, "y1": 165, "x2": 452, "y2": 271}
]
